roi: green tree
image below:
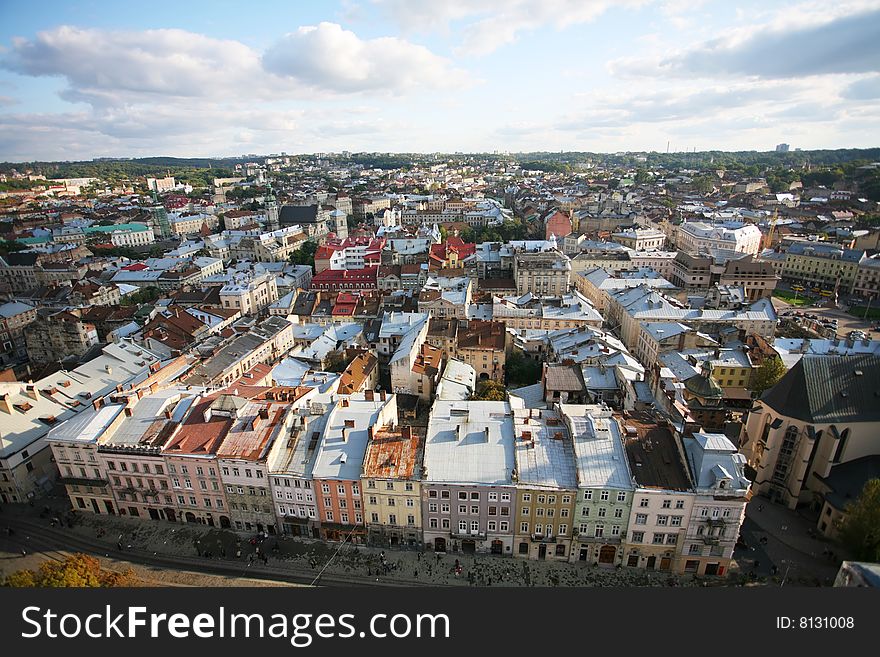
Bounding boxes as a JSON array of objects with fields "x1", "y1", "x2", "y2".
[
  {"x1": 837, "y1": 479, "x2": 880, "y2": 562},
  {"x1": 4, "y1": 554, "x2": 140, "y2": 588},
  {"x1": 752, "y1": 356, "x2": 787, "y2": 395},
  {"x1": 505, "y1": 350, "x2": 542, "y2": 388},
  {"x1": 323, "y1": 350, "x2": 349, "y2": 373},
  {"x1": 289, "y1": 240, "x2": 318, "y2": 268},
  {"x1": 471, "y1": 379, "x2": 507, "y2": 401},
  {"x1": 120, "y1": 286, "x2": 162, "y2": 306}
]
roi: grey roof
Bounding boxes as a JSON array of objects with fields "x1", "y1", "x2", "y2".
[
  {"x1": 817, "y1": 456, "x2": 880, "y2": 511},
  {"x1": 311, "y1": 395, "x2": 393, "y2": 480},
  {"x1": 761, "y1": 354, "x2": 880, "y2": 424},
  {"x1": 561, "y1": 404, "x2": 633, "y2": 490},
  {"x1": 423, "y1": 401, "x2": 516, "y2": 485},
  {"x1": 683, "y1": 432, "x2": 750, "y2": 491},
  {"x1": 512, "y1": 408, "x2": 578, "y2": 489},
  {"x1": 280, "y1": 205, "x2": 318, "y2": 224},
  {"x1": 544, "y1": 363, "x2": 586, "y2": 392}
]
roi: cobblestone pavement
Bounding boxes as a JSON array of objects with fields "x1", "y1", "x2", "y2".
[
  {"x1": 734, "y1": 495, "x2": 848, "y2": 587},
  {"x1": 3, "y1": 494, "x2": 844, "y2": 587},
  {"x1": 2, "y1": 500, "x2": 754, "y2": 587}
]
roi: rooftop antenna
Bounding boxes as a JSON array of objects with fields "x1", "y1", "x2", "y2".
[{"x1": 666, "y1": 141, "x2": 670, "y2": 154}]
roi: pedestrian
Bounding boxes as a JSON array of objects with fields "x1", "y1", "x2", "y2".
[
  {"x1": 487, "y1": 577, "x2": 492, "y2": 586},
  {"x1": 758, "y1": 504, "x2": 763, "y2": 512},
  {"x1": 436, "y1": 553, "x2": 441, "y2": 564},
  {"x1": 236, "y1": 548, "x2": 242, "y2": 559},
  {"x1": 117, "y1": 541, "x2": 123, "y2": 551}
]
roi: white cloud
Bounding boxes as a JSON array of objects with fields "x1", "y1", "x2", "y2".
[
  {"x1": 610, "y1": 4, "x2": 880, "y2": 80},
  {"x1": 262, "y1": 22, "x2": 471, "y2": 93},
  {"x1": 2, "y1": 26, "x2": 268, "y2": 105},
  {"x1": 375, "y1": 0, "x2": 651, "y2": 56}
]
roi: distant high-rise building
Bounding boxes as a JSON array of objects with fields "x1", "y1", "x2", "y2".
[{"x1": 776, "y1": 143, "x2": 790, "y2": 152}]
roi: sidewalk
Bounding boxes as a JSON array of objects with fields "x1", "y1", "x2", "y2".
[
  {"x1": 742, "y1": 495, "x2": 846, "y2": 585},
  {"x1": 4, "y1": 503, "x2": 726, "y2": 587}
]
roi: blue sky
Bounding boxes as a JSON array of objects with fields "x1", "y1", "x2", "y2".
[{"x1": 1, "y1": 0, "x2": 879, "y2": 160}]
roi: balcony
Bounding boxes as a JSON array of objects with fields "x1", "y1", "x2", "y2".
[
  {"x1": 706, "y1": 517, "x2": 727, "y2": 527},
  {"x1": 530, "y1": 534, "x2": 557, "y2": 543},
  {"x1": 450, "y1": 530, "x2": 487, "y2": 541},
  {"x1": 59, "y1": 476, "x2": 108, "y2": 487},
  {"x1": 701, "y1": 535, "x2": 719, "y2": 545}
]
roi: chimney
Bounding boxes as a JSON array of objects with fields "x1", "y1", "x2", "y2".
[
  {"x1": 342, "y1": 427, "x2": 348, "y2": 442},
  {"x1": 365, "y1": 389, "x2": 374, "y2": 401},
  {"x1": 380, "y1": 390, "x2": 387, "y2": 401},
  {"x1": 24, "y1": 385, "x2": 38, "y2": 401},
  {"x1": 164, "y1": 410, "x2": 173, "y2": 420},
  {"x1": 92, "y1": 397, "x2": 104, "y2": 412},
  {"x1": 124, "y1": 407, "x2": 134, "y2": 417},
  {"x1": 0, "y1": 394, "x2": 11, "y2": 414},
  {"x1": 484, "y1": 426, "x2": 489, "y2": 441}
]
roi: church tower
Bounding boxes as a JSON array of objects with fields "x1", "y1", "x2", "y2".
[{"x1": 265, "y1": 184, "x2": 279, "y2": 232}]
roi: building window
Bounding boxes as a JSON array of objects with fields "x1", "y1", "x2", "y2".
[
  {"x1": 522, "y1": 493, "x2": 531, "y2": 502},
  {"x1": 583, "y1": 490, "x2": 592, "y2": 501},
  {"x1": 635, "y1": 513, "x2": 647, "y2": 524},
  {"x1": 521, "y1": 522, "x2": 529, "y2": 533},
  {"x1": 600, "y1": 491, "x2": 609, "y2": 501},
  {"x1": 639, "y1": 498, "x2": 649, "y2": 507},
  {"x1": 657, "y1": 515, "x2": 668, "y2": 526},
  {"x1": 631, "y1": 531, "x2": 644, "y2": 543},
  {"x1": 594, "y1": 525, "x2": 604, "y2": 538},
  {"x1": 675, "y1": 500, "x2": 685, "y2": 509}
]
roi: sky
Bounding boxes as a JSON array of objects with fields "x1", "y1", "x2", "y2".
[{"x1": 1, "y1": 0, "x2": 879, "y2": 161}]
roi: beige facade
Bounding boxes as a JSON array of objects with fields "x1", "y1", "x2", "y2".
[{"x1": 514, "y1": 249, "x2": 571, "y2": 296}]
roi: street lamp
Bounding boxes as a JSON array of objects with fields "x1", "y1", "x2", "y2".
[{"x1": 780, "y1": 560, "x2": 791, "y2": 587}]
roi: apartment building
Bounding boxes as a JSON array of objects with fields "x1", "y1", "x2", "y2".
[
  {"x1": 621, "y1": 411, "x2": 695, "y2": 572},
  {"x1": 456, "y1": 320, "x2": 507, "y2": 382},
  {"x1": 216, "y1": 392, "x2": 300, "y2": 534},
  {"x1": 1, "y1": 342, "x2": 168, "y2": 505},
  {"x1": 97, "y1": 387, "x2": 198, "y2": 522},
  {"x1": 48, "y1": 401, "x2": 128, "y2": 516},
  {"x1": 161, "y1": 391, "x2": 234, "y2": 527},
  {"x1": 418, "y1": 276, "x2": 473, "y2": 319},
  {"x1": 513, "y1": 247, "x2": 571, "y2": 296},
  {"x1": 675, "y1": 221, "x2": 762, "y2": 256},
  {"x1": 220, "y1": 272, "x2": 279, "y2": 315},
  {"x1": 635, "y1": 322, "x2": 719, "y2": 370},
  {"x1": 562, "y1": 405, "x2": 634, "y2": 566},
  {"x1": 426, "y1": 318, "x2": 458, "y2": 361},
  {"x1": 181, "y1": 315, "x2": 294, "y2": 388},
  {"x1": 680, "y1": 432, "x2": 750, "y2": 577},
  {"x1": 422, "y1": 401, "x2": 517, "y2": 555},
  {"x1": 0, "y1": 301, "x2": 37, "y2": 363},
  {"x1": 362, "y1": 422, "x2": 424, "y2": 547},
  {"x1": 312, "y1": 392, "x2": 398, "y2": 543},
  {"x1": 25, "y1": 309, "x2": 99, "y2": 364},
  {"x1": 266, "y1": 387, "x2": 324, "y2": 538},
  {"x1": 611, "y1": 227, "x2": 666, "y2": 251},
  {"x1": 780, "y1": 243, "x2": 864, "y2": 293},
  {"x1": 512, "y1": 408, "x2": 578, "y2": 561}
]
